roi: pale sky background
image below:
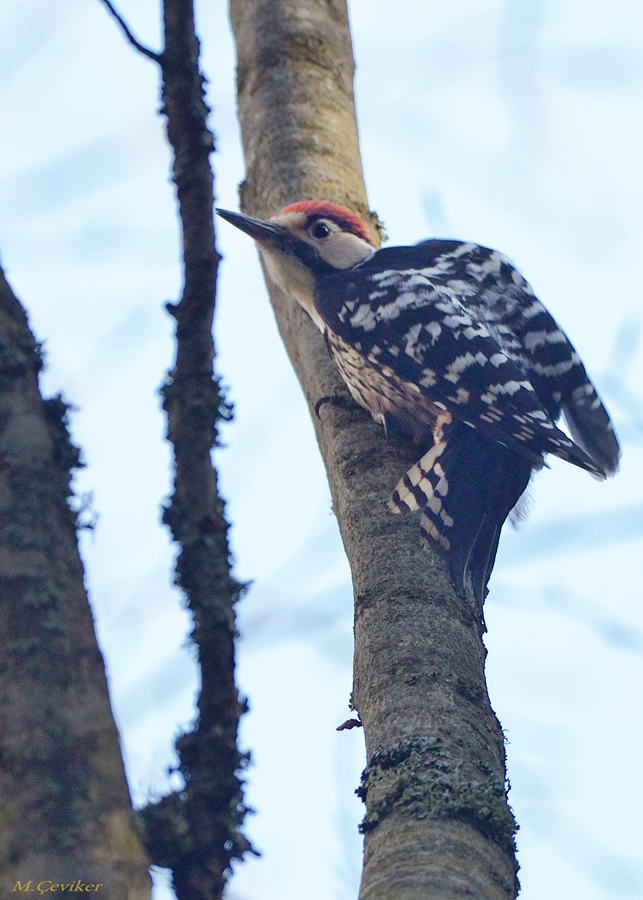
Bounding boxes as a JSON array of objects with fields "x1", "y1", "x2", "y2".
[{"x1": 1, "y1": 1, "x2": 642, "y2": 898}]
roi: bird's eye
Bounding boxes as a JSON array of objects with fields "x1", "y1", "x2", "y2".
[{"x1": 310, "y1": 220, "x2": 332, "y2": 240}]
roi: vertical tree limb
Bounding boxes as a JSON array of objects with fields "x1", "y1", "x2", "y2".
[
  {"x1": 117, "y1": 2, "x2": 254, "y2": 898},
  {"x1": 228, "y1": 1, "x2": 519, "y2": 897},
  {"x1": 0, "y1": 264, "x2": 151, "y2": 897}
]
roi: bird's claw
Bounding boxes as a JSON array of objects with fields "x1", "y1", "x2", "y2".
[{"x1": 314, "y1": 387, "x2": 359, "y2": 419}]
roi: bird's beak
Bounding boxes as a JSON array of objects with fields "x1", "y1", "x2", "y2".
[{"x1": 216, "y1": 208, "x2": 290, "y2": 248}]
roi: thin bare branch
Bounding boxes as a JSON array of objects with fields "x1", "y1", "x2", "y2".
[{"x1": 98, "y1": 0, "x2": 163, "y2": 63}]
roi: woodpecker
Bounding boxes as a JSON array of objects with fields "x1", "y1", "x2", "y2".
[{"x1": 217, "y1": 201, "x2": 620, "y2": 603}]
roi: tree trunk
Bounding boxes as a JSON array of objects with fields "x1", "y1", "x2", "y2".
[
  {"x1": 0, "y1": 264, "x2": 151, "y2": 897},
  {"x1": 228, "y1": 1, "x2": 520, "y2": 897}
]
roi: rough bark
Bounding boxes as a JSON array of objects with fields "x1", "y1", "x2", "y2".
[
  {"x1": 228, "y1": 1, "x2": 520, "y2": 897},
  {"x1": 109, "y1": 2, "x2": 254, "y2": 898},
  {"x1": 0, "y1": 263, "x2": 151, "y2": 897}
]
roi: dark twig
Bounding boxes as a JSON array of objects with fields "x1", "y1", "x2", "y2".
[
  {"x1": 101, "y1": 0, "x2": 253, "y2": 896},
  {"x1": 142, "y1": 1, "x2": 253, "y2": 896},
  {"x1": 98, "y1": 0, "x2": 163, "y2": 62}
]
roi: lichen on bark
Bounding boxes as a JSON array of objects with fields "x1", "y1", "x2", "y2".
[{"x1": 0, "y1": 262, "x2": 151, "y2": 897}]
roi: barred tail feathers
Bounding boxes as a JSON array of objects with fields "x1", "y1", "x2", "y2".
[{"x1": 389, "y1": 423, "x2": 532, "y2": 603}]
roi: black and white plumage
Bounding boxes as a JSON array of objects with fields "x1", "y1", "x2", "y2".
[{"x1": 217, "y1": 201, "x2": 620, "y2": 603}]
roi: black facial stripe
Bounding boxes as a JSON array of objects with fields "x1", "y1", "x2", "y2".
[{"x1": 283, "y1": 236, "x2": 337, "y2": 275}]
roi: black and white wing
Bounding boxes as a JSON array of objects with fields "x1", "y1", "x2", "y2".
[
  {"x1": 316, "y1": 240, "x2": 612, "y2": 478},
  {"x1": 314, "y1": 239, "x2": 619, "y2": 602},
  {"x1": 429, "y1": 240, "x2": 621, "y2": 476}
]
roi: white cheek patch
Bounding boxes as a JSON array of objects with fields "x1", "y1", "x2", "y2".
[{"x1": 318, "y1": 233, "x2": 375, "y2": 270}]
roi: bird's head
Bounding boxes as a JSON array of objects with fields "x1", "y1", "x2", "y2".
[{"x1": 216, "y1": 201, "x2": 376, "y2": 329}]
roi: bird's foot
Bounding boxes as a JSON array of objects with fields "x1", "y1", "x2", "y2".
[{"x1": 314, "y1": 386, "x2": 360, "y2": 418}]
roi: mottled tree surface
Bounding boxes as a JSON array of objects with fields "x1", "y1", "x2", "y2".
[
  {"x1": 229, "y1": 1, "x2": 520, "y2": 897},
  {"x1": 0, "y1": 264, "x2": 151, "y2": 898},
  {"x1": 97, "y1": 0, "x2": 254, "y2": 897},
  {"x1": 139, "y1": 0, "x2": 253, "y2": 897}
]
